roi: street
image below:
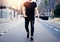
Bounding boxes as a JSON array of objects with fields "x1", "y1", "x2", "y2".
[
  {"x1": 0, "y1": 0, "x2": 60, "y2": 42},
  {"x1": 0, "y1": 18, "x2": 60, "y2": 42}
]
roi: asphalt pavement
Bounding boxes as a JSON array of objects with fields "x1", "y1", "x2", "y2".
[{"x1": 0, "y1": 18, "x2": 60, "y2": 42}]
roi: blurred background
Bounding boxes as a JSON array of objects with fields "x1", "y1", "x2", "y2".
[
  {"x1": 0, "y1": 0, "x2": 60, "y2": 21},
  {"x1": 0, "y1": 0, "x2": 60, "y2": 42}
]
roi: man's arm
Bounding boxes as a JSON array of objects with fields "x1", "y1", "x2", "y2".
[
  {"x1": 35, "y1": 7, "x2": 39, "y2": 18},
  {"x1": 22, "y1": 6, "x2": 27, "y2": 17}
]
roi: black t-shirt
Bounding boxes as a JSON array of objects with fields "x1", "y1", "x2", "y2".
[{"x1": 24, "y1": 2, "x2": 37, "y2": 19}]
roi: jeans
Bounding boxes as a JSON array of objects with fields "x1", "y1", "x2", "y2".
[{"x1": 25, "y1": 17, "x2": 35, "y2": 36}]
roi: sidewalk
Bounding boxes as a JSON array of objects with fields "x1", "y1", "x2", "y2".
[
  {"x1": 0, "y1": 18, "x2": 60, "y2": 42},
  {"x1": 45, "y1": 18, "x2": 60, "y2": 29},
  {"x1": 0, "y1": 17, "x2": 24, "y2": 36},
  {"x1": 0, "y1": 18, "x2": 9, "y2": 24},
  {"x1": 48, "y1": 18, "x2": 60, "y2": 22}
]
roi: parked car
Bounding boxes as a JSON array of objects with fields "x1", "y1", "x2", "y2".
[{"x1": 39, "y1": 13, "x2": 49, "y2": 20}]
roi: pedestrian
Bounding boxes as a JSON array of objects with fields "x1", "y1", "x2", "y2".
[{"x1": 23, "y1": 0, "x2": 39, "y2": 41}]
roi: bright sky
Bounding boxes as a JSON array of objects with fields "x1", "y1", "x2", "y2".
[
  {"x1": 4, "y1": 0, "x2": 39, "y2": 9},
  {"x1": 33, "y1": 0, "x2": 36, "y2": 2},
  {"x1": 18, "y1": 0, "x2": 36, "y2": 9},
  {"x1": 5, "y1": 0, "x2": 23, "y2": 9}
]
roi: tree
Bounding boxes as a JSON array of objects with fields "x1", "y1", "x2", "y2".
[
  {"x1": 44, "y1": 0, "x2": 48, "y2": 11},
  {"x1": 44, "y1": 0, "x2": 48, "y2": 6},
  {"x1": 54, "y1": 3, "x2": 60, "y2": 17}
]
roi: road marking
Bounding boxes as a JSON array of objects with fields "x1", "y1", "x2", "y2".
[
  {"x1": 0, "y1": 32, "x2": 4, "y2": 36},
  {"x1": 49, "y1": 26, "x2": 53, "y2": 28},
  {"x1": 55, "y1": 22, "x2": 60, "y2": 24},
  {"x1": 0, "y1": 32, "x2": 4, "y2": 34},
  {"x1": 54, "y1": 28, "x2": 59, "y2": 32}
]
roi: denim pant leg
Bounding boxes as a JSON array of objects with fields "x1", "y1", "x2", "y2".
[
  {"x1": 25, "y1": 17, "x2": 29, "y2": 34},
  {"x1": 30, "y1": 19, "x2": 35, "y2": 36}
]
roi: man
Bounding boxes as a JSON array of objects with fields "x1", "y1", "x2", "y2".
[{"x1": 23, "y1": 0, "x2": 39, "y2": 41}]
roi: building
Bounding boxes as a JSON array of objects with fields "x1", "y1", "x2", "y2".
[
  {"x1": 47, "y1": 0, "x2": 55, "y2": 12},
  {"x1": 37, "y1": 0, "x2": 47, "y2": 13},
  {"x1": 0, "y1": 0, "x2": 18, "y2": 21},
  {"x1": 37, "y1": 0, "x2": 56, "y2": 12},
  {"x1": 46, "y1": 0, "x2": 60, "y2": 12},
  {"x1": 55, "y1": 0, "x2": 60, "y2": 5},
  {"x1": 36, "y1": 0, "x2": 42, "y2": 7}
]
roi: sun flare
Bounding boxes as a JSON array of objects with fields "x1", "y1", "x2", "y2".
[
  {"x1": 3, "y1": 0, "x2": 36, "y2": 9},
  {"x1": 3, "y1": 0, "x2": 27, "y2": 9}
]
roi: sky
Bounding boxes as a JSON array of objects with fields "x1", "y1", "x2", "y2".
[
  {"x1": 3, "y1": 0, "x2": 38, "y2": 9},
  {"x1": 16, "y1": 0, "x2": 41, "y2": 9},
  {"x1": 28, "y1": 0, "x2": 36, "y2": 1}
]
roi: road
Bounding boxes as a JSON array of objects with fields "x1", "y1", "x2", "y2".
[{"x1": 0, "y1": 18, "x2": 60, "y2": 42}]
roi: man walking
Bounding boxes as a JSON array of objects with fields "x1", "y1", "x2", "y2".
[{"x1": 23, "y1": 0, "x2": 39, "y2": 41}]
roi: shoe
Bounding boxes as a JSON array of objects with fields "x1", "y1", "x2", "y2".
[
  {"x1": 27, "y1": 34, "x2": 29, "y2": 38},
  {"x1": 30, "y1": 37, "x2": 34, "y2": 41}
]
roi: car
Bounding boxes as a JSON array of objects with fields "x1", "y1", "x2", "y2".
[{"x1": 39, "y1": 13, "x2": 49, "y2": 20}]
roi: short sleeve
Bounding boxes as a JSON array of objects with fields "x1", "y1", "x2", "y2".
[
  {"x1": 33, "y1": 2, "x2": 37, "y2": 8},
  {"x1": 24, "y1": 2, "x2": 29, "y2": 8},
  {"x1": 35, "y1": 3, "x2": 37, "y2": 7}
]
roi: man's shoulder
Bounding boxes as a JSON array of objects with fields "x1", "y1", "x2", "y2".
[
  {"x1": 33, "y1": 2, "x2": 37, "y2": 6},
  {"x1": 33, "y1": 2, "x2": 37, "y2": 7},
  {"x1": 33, "y1": 2, "x2": 36, "y2": 4},
  {"x1": 24, "y1": 1, "x2": 28, "y2": 4},
  {"x1": 33, "y1": 2, "x2": 36, "y2": 3},
  {"x1": 24, "y1": 2, "x2": 28, "y2": 6}
]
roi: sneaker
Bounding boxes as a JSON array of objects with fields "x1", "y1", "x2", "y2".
[
  {"x1": 30, "y1": 37, "x2": 34, "y2": 41},
  {"x1": 27, "y1": 34, "x2": 29, "y2": 38}
]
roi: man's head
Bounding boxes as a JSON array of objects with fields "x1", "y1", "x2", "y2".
[{"x1": 28, "y1": 0, "x2": 32, "y2": 1}]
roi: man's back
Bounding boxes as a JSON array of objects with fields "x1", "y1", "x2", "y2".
[
  {"x1": 23, "y1": 0, "x2": 39, "y2": 41},
  {"x1": 24, "y1": 2, "x2": 37, "y2": 19}
]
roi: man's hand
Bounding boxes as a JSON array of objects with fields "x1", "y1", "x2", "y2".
[{"x1": 23, "y1": 15, "x2": 27, "y2": 17}]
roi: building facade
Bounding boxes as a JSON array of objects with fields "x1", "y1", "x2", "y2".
[
  {"x1": 55, "y1": 0, "x2": 60, "y2": 5},
  {"x1": 37, "y1": 0, "x2": 57, "y2": 12},
  {"x1": 47, "y1": 0, "x2": 55, "y2": 12},
  {"x1": 0, "y1": 0, "x2": 18, "y2": 21}
]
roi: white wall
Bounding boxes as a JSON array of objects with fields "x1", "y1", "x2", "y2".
[
  {"x1": 0, "y1": 8, "x2": 18, "y2": 20},
  {"x1": 0, "y1": 0, "x2": 18, "y2": 20},
  {"x1": 0, "y1": 8, "x2": 10, "y2": 20}
]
